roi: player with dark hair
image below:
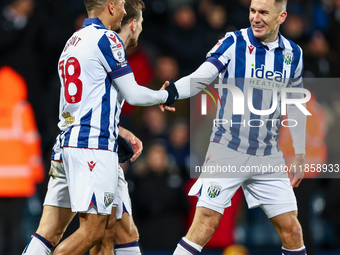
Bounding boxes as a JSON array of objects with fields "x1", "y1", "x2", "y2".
[
  {"x1": 22, "y1": 0, "x2": 178, "y2": 254},
  {"x1": 160, "y1": 0, "x2": 308, "y2": 254},
  {"x1": 90, "y1": 1, "x2": 146, "y2": 254}
]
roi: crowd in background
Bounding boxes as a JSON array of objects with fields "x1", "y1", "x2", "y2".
[{"x1": 1, "y1": 0, "x2": 340, "y2": 254}]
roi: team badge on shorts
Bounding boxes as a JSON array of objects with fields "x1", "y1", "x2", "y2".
[
  {"x1": 283, "y1": 50, "x2": 293, "y2": 65},
  {"x1": 207, "y1": 184, "x2": 222, "y2": 198},
  {"x1": 104, "y1": 192, "x2": 114, "y2": 207}
]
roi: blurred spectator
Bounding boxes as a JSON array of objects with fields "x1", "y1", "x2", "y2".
[
  {"x1": 303, "y1": 31, "x2": 340, "y2": 78},
  {"x1": 149, "y1": 55, "x2": 190, "y2": 120},
  {"x1": 133, "y1": 105, "x2": 169, "y2": 143},
  {"x1": 121, "y1": 46, "x2": 155, "y2": 129},
  {"x1": 327, "y1": 0, "x2": 340, "y2": 59},
  {"x1": 0, "y1": 66, "x2": 45, "y2": 255},
  {"x1": 224, "y1": 0, "x2": 251, "y2": 30},
  {"x1": 167, "y1": 119, "x2": 190, "y2": 180},
  {"x1": 201, "y1": 4, "x2": 229, "y2": 47},
  {"x1": 281, "y1": 14, "x2": 308, "y2": 46},
  {"x1": 159, "y1": 5, "x2": 208, "y2": 76},
  {"x1": 0, "y1": 0, "x2": 50, "y2": 135},
  {"x1": 130, "y1": 141, "x2": 189, "y2": 250}
]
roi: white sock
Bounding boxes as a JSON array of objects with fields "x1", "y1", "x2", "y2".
[
  {"x1": 115, "y1": 241, "x2": 141, "y2": 255},
  {"x1": 282, "y1": 245, "x2": 307, "y2": 255},
  {"x1": 173, "y1": 237, "x2": 202, "y2": 255},
  {"x1": 22, "y1": 233, "x2": 54, "y2": 255}
]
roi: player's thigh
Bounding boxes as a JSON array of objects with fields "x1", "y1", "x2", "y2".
[
  {"x1": 63, "y1": 147, "x2": 118, "y2": 215},
  {"x1": 242, "y1": 153, "x2": 297, "y2": 216},
  {"x1": 36, "y1": 205, "x2": 76, "y2": 245},
  {"x1": 115, "y1": 212, "x2": 139, "y2": 244}
]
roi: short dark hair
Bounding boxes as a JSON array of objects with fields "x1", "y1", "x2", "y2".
[
  {"x1": 84, "y1": 0, "x2": 110, "y2": 12},
  {"x1": 121, "y1": 0, "x2": 145, "y2": 27}
]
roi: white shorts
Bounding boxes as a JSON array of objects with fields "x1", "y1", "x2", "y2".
[
  {"x1": 44, "y1": 147, "x2": 118, "y2": 215},
  {"x1": 44, "y1": 159, "x2": 131, "y2": 217},
  {"x1": 189, "y1": 142, "x2": 297, "y2": 218},
  {"x1": 115, "y1": 166, "x2": 132, "y2": 220}
]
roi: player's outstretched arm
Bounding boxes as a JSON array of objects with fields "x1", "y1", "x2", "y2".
[
  {"x1": 114, "y1": 73, "x2": 178, "y2": 107},
  {"x1": 159, "y1": 61, "x2": 220, "y2": 111},
  {"x1": 119, "y1": 127, "x2": 143, "y2": 162}
]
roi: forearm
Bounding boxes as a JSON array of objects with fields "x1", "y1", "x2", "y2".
[
  {"x1": 287, "y1": 92, "x2": 307, "y2": 154},
  {"x1": 114, "y1": 73, "x2": 168, "y2": 105},
  {"x1": 119, "y1": 126, "x2": 134, "y2": 140},
  {"x1": 175, "y1": 61, "x2": 219, "y2": 99}
]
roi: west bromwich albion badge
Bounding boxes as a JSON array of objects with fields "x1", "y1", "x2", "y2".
[
  {"x1": 104, "y1": 192, "x2": 114, "y2": 207},
  {"x1": 283, "y1": 50, "x2": 293, "y2": 65},
  {"x1": 207, "y1": 184, "x2": 222, "y2": 198}
]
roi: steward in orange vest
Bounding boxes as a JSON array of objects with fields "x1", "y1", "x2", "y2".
[{"x1": 0, "y1": 66, "x2": 45, "y2": 197}]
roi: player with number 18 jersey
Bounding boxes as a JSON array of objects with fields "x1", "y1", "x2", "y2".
[{"x1": 57, "y1": 18, "x2": 168, "y2": 152}]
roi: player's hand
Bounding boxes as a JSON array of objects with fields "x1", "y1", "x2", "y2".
[
  {"x1": 288, "y1": 154, "x2": 305, "y2": 188},
  {"x1": 159, "y1": 80, "x2": 176, "y2": 112},
  {"x1": 128, "y1": 136, "x2": 143, "y2": 162}
]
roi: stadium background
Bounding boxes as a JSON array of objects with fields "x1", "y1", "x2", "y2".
[{"x1": 1, "y1": 0, "x2": 340, "y2": 254}]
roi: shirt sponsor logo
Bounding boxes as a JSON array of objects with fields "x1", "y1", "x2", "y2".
[{"x1": 250, "y1": 64, "x2": 287, "y2": 91}]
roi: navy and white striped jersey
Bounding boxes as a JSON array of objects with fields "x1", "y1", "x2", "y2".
[
  {"x1": 206, "y1": 27, "x2": 303, "y2": 156},
  {"x1": 57, "y1": 18, "x2": 131, "y2": 152}
]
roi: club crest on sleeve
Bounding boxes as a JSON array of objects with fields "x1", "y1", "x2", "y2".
[
  {"x1": 207, "y1": 184, "x2": 222, "y2": 198},
  {"x1": 283, "y1": 50, "x2": 293, "y2": 65},
  {"x1": 104, "y1": 192, "x2": 114, "y2": 207}
]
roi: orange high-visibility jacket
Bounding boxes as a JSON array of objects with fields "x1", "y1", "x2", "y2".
[
  {"x1": 279, "y1": 93, "x2": 328, "y2": 178},
  {"x1": 0, "y1": 66, "x2": 45, "y2": 197}
]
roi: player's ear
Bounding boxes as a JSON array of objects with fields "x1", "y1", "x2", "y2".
[
  {"x1": 130, "y1": 19, "x2": 137, "y2": 32},
  {"x1": 278, "y1": 11, "x2": 287, "y2": 25},
  {"x1": 108, "y1": 1, "x2": 115, "y2": 15}
]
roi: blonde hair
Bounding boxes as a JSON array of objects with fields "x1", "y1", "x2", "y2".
[{"x1": 275, "y1": 0, "x2": 287, "y2": 11}]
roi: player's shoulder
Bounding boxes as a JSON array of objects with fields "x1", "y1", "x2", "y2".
[
  {"x1": 280, "y1": 34, "x2": 303, "y2": 54},
  {"x1": 102, "y1": 30, "x2": 124, "y2": 45},
  {"x1": 224, "y1": 28, "x2": 250, "y2": 46}
]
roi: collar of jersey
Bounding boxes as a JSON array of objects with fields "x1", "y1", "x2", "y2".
[
  {"x1": 82, "y1": 18, "x2": 106, "y2": 29},
  {"x1": 247, "y1": 27, "x2": 285, "y2": 49}
]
